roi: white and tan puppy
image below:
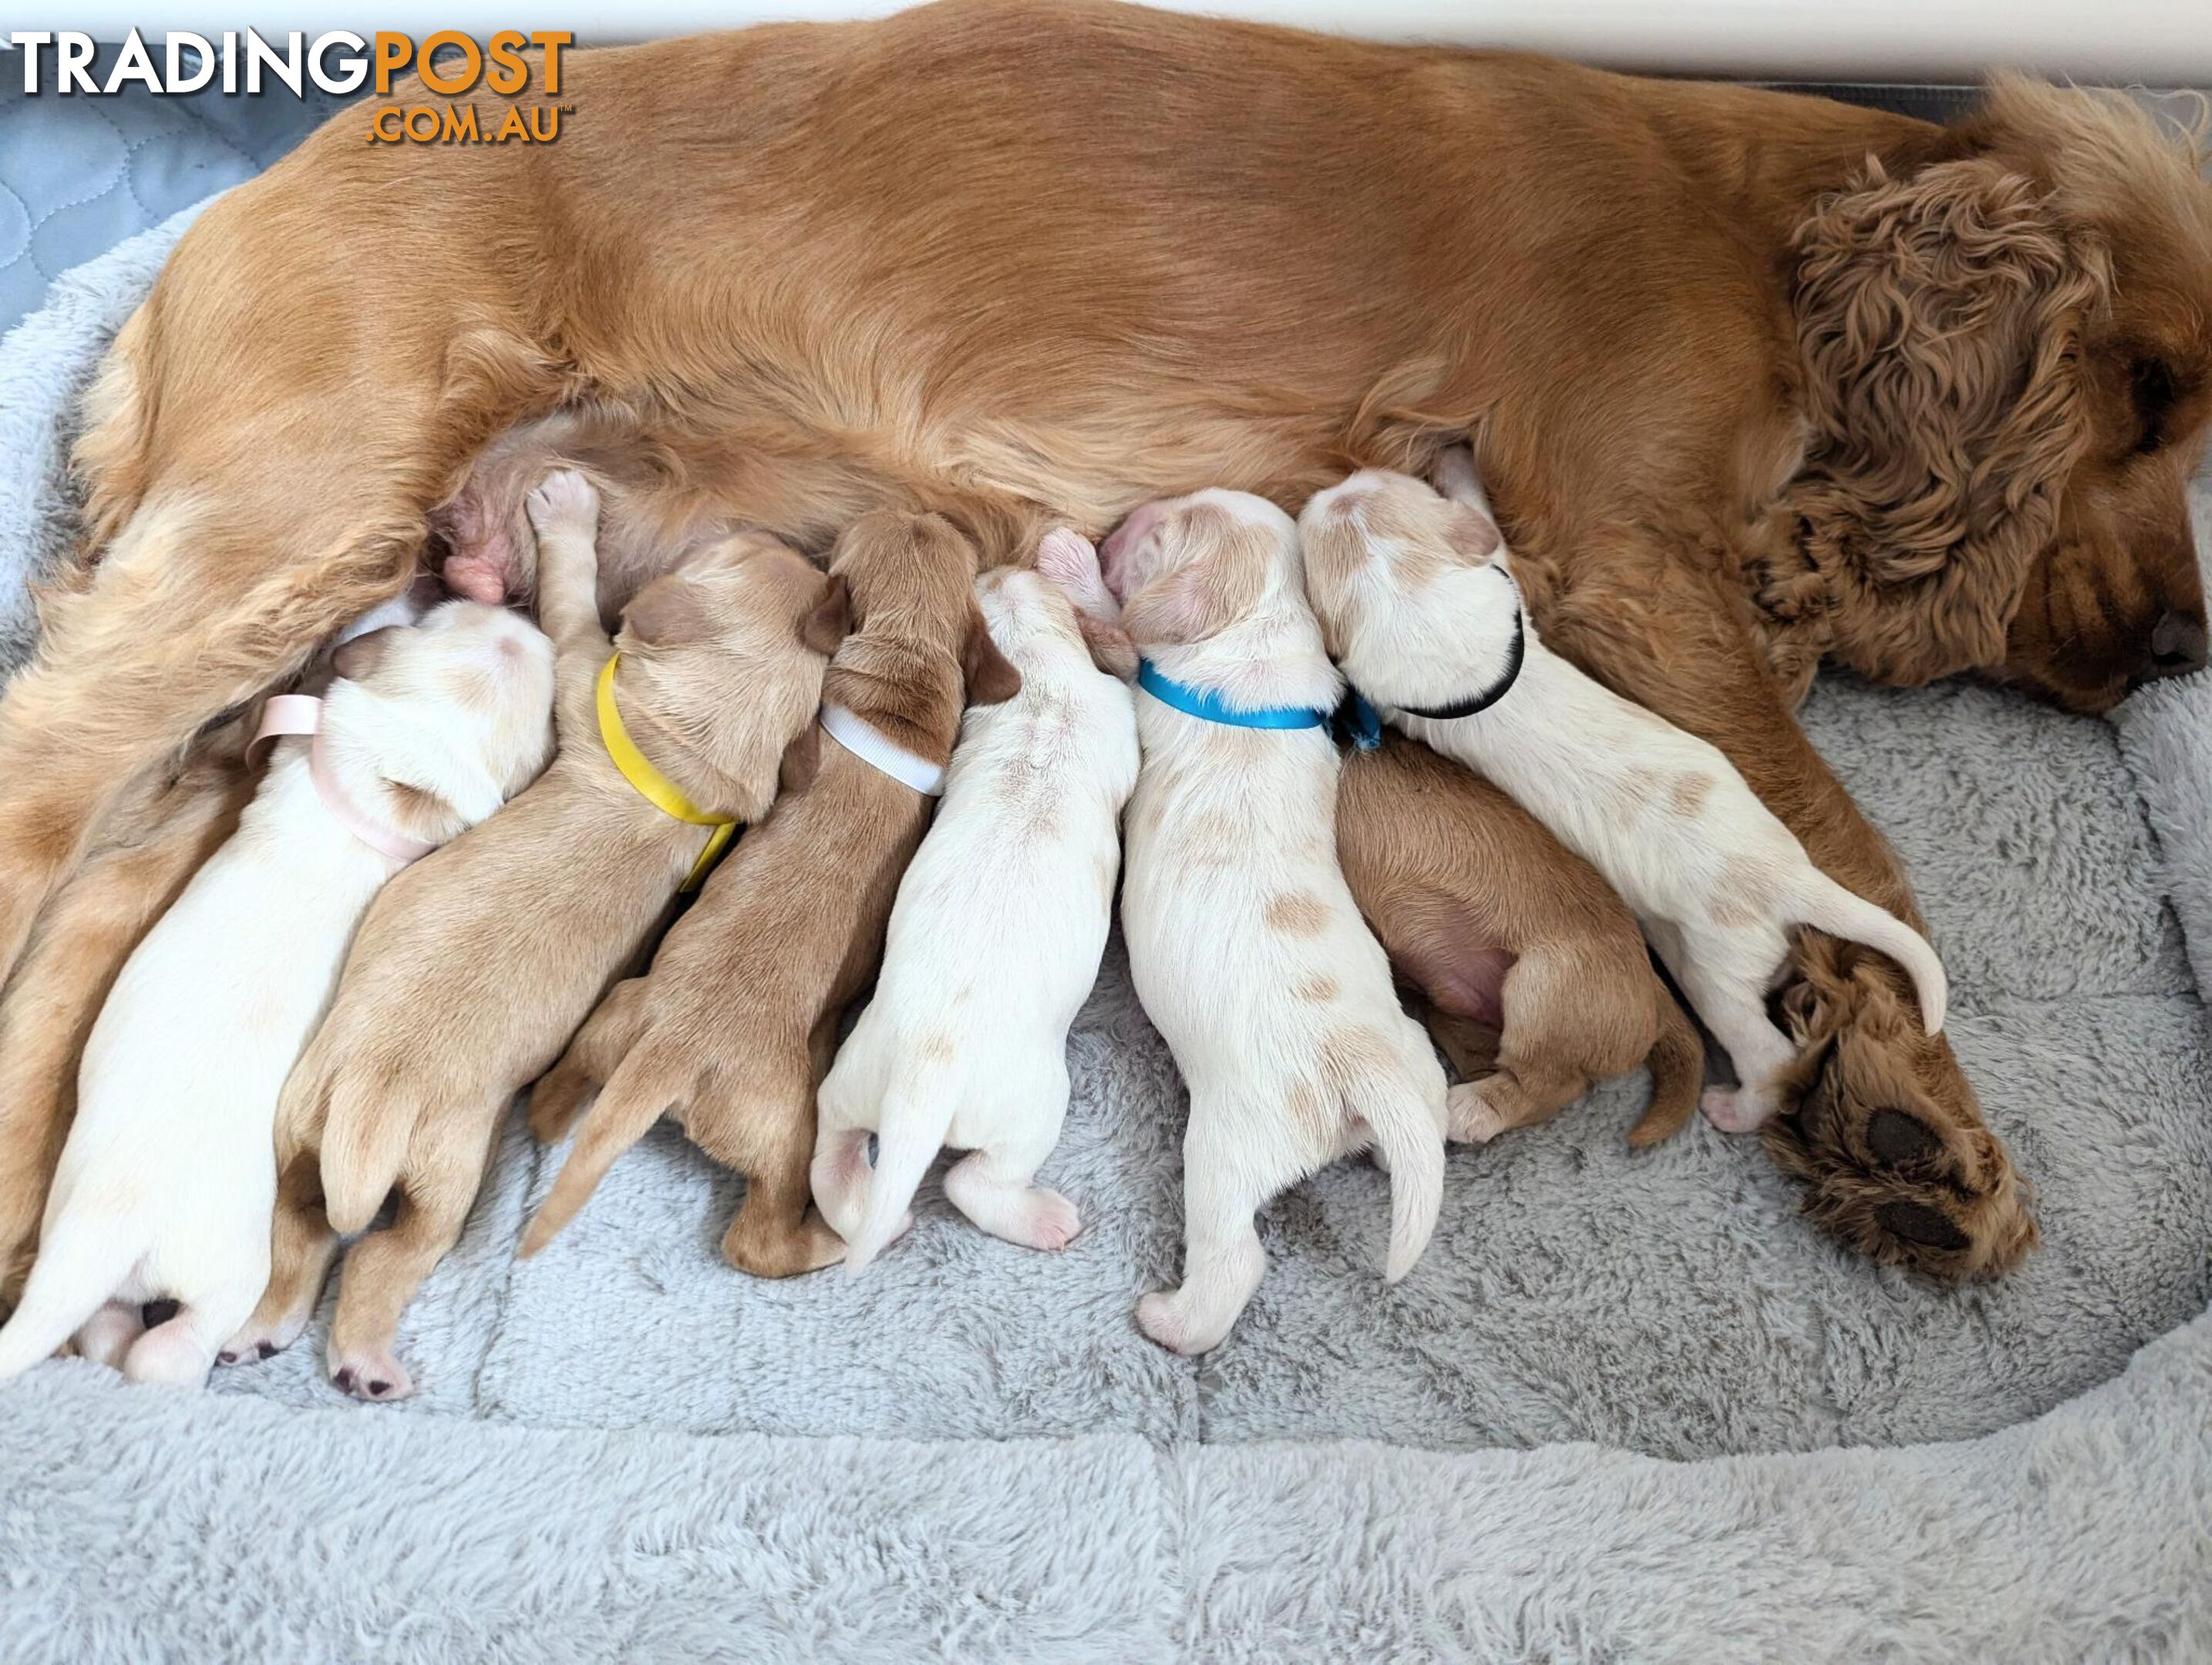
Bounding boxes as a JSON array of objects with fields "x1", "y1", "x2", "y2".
[
  {"x1": 1101, "y1": 489, "x2": 1447, "y2": 1356},
  {"x1": 1299, "y1": 453, "x2": 1947, "y2": 1134},
  {"x1": 0, "y1": 600, "x2": 554, "y2": 1386},
  {"x1": 813, "y1": 546, "x2": 1140, "y2": 1271}
]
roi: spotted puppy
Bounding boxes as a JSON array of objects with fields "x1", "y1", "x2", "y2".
[
  {"x1": 0, "y1": 599, "x2": 552, "y2": 1386},
  {"x1": 244, "y1": 473, "x2": 843, "y2": 1400},
  {"x1": 813, "y1": 541, "x2": 1140, "y2": 1271},
  {"x1": 1102, "y1": 489, "x2": 1447, "y2": 1357},
  {"x1": 1301, "y1": 456, "x2": 1945, "y2": 1135},
  {"x1": 521, "y1": 511, "x2": 1022, "y2": 1277}
]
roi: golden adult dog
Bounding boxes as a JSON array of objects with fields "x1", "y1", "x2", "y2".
[{"x1": 2, "y1": 0, "x2": 2207, "y2": 1277}]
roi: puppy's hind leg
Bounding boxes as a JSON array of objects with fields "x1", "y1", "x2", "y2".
[
  {"x1": 1136, "y1": 1094, "x2": 1311, "y2": 1356},
  {"x1": 1673, "y1": 947, "x2": 1798, "y2": 1135},
  {"x1": 941, "y1": 1073, "x2": 1080, "y2": 1253},
  {"x1": 221, "y1": 1153, "x2": 339, "y2": 1365},
  {"x1": 699, "y1": 1096, "x2": 844, "y2": 1280},
  {"x1": 126, "y1": 1282, "x2": 261, "y2": 1388}
]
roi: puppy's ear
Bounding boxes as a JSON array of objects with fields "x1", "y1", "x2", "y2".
[
  {"x1": 1123, "y1": 545, "x2": 1267, "y2": 648},
  {"x1": 1077, "y1": 613, "x2": 1139, "y2": 681},
  {"x1": 801, "y1": 574, "x2": 850, "y2": 656},
  {"x1": 962, "y1": 606, "x2": 1023, "y2": 706},
  {"x1": 333, "y1": 626, "x2": 399, "y2": 683},
  {"x1": 381, "y1": 778, "x2": 466, "y2": 845},
  {"x1": 621, "y1": 574, "x2": 711, "y2": 649},
  {"x1": 1440, "y1": 503, "x2": 1502, "y2": 566},
  {"x1": 777, "y1": 721, "x2": 821, "y2": 796}
]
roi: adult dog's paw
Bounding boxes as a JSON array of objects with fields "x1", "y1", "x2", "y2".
[{"x1": 1764, "y1": 947, "x2": 2036, "y2": 1280}]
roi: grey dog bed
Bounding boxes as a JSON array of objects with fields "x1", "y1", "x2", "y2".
[{"x1": 2, "y1": 204, "x2": 2210, "y2": 1662}]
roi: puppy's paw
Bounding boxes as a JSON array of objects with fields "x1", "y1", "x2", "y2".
[
  {"x1": 525, "y1": 469, "x2": 601, "y2": 543},
  {"x1": 1135, "y1": 1286, "x2": 1236, "y2": 1357},
  {"x1": 1444, "y1": 1081, "x2": 1506, "y2": 1144},
  {"x1": 217, "y1": 1309, "x2": 311, "y2": 1367},
  {"x1": 1699, "y1": 1085, "x2": 1773, "y2": 1135},
  {"x1": 1008, "y1": 1186, "x2": 1081, "y2": 1253},
  {"x1": 328, "y1": 1340, "x2": 414, "y2": 1402}
]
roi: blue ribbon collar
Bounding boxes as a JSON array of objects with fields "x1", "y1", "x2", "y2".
[{"x1": 1136, "y1": 659, "x2": 1330, "y2": 732}]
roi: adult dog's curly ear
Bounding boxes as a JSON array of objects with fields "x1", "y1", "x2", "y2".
[{"x1": 1788, "y1": 154, "x2": 2112, "y2": 686}]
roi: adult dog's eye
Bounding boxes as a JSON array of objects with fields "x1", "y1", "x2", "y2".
[{"x1": 2130, "y1": 356, "x2": 2177, "y2": 454}]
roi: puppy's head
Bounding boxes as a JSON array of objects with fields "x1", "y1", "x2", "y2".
[
  {"x1": 323, "y1": 599, "x2": 557, "y2": 844},
  {"x1": 1100, "y1": 489, "x2": 1299, "y2": 653},
  {"x1": 827, "y1": 512, "x2": 1022, "y2": 737},
  {"x1": 1298, "y1": 470, "x2": 1521, "y2": 711},
  {"x1": 1028, "y1": 530, "x2": 1136, "y2": 679},
  {"x1": 614, "y1": 532, "x2": 850, "y2": 819}
]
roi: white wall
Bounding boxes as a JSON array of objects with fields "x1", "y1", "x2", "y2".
[{"x1": 24, "y1": 1, "x2": 2212, "y2": 83}]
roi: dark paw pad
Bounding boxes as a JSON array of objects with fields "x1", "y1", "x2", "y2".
[
  {"x1": 1874, "y1": 1199, "x2": 1971, "y2": 1251},
  {"x1": 257, "y1": 1341, "x2": 277, "y2": 1360},
  {"x1": 367, "y1": 1379, "x2": 391, "y2": 1397},
  {"x1": 333, "y1": 1367, "x2": 356, "y2": 1394},
  {"x1": 141, "y1": 1299, "x2": 180, "y2": 1327},
  {"x1": 1865, "y1": 1108, "x2": 1944, "y2": 1171}
]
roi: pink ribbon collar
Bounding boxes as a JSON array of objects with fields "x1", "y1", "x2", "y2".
[{"x1": 251, "y1": 694, "x2": 436, "y2": 866}]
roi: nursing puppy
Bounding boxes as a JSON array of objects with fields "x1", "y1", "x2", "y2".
[
  {"x1": 1301, "y1": 457, "x2": 1946, "y2": 1135},
  {"x1": 247, "y1": 474, "x2": 842, "y2": 1399},
  {"x1": 1103, "y1": 489, "x2": 1446, "y2": 1357},
  {"x1": 1338, "y1": 733, "x2": 1701, "y2": 1147},
  {"x1": 520, "y1": 510, "x2": 1020, "y2": 1274},
  {"x1": 813, "y1": 543, "x2": 1139, "y2": 1272},
  {"x1": 0, "y1": 722, "x2": 253, "y2": 1314},
  {"x1": 0, "y1": 600, "x2": 551, "y2": 1386}
]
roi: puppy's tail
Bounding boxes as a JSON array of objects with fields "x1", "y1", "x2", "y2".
[
  {"x1": 1350, "y1": 1074, "x2": 1447, "y2": 1283},
  {"x1": 1787, "y1": 873, "x2": 1948, "y2": 1035},
  {"x1": 318, "y1": 1089, "x2": 419, "y2": 1239},
  {"x1": 518, "y1": 1051, "x2": 682, "y2": 1257},
  {"x1": 843, "y1": 1075, "x2": 960, "y2": 1276},
  {"x1": 1629, "y1": 987, "x2": 1703, "y2": 1148},
  {"x1": 0, "y1": 1214, "x2": 140, "y2": 1381}
]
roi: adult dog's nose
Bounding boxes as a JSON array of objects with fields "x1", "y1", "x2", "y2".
[{"x1": 2149, "y1": 607, "x2": 2208, "y2": 679}]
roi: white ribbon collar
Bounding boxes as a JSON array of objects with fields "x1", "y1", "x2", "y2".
[{"x1": 819, "y1": 703, "x2": 946, "y2": 797}]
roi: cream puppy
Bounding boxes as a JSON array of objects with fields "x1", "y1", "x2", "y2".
[
  {"x1": 1102, "y1": 489, "x2": 1447, "y2": 1356},
  {"x1": 1299, "y1": 454, "x2": 1947, "y2": 1133},
  {"x1": 0, "y1": 600, "x2": 553, "y2": 1386},
  {"x1": 813, "y1": 547, "x2": 1140, "y2": 1272}
]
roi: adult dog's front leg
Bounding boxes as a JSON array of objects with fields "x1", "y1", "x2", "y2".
[{"x1": 1538, "y1": 546, "x2": 2035, "y2": 1279}]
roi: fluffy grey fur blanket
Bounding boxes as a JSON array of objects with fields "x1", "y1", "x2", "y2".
[{"x1": 2, "y1": 207, "x2": 2208, "y2": 1663}]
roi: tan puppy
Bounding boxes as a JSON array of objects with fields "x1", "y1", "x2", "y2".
[
  {"x1": 238, "y1": 473, "x2": 844, "y2": 1400},
  {"x1": 520, "y1": 510, "x2": 1022, "y2": 1276},
  {"x1": 0, "y1": 725, "x2": 253, "y2": 1312},
  {"x1": 1338, "y1": 733, "x2": 1701, "y2": 1149}
]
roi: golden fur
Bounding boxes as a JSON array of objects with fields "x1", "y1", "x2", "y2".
[
  {"x1": 0, "y1": 2, "x2": 2207, "y2": 1277},
  {"x1": 241, "y1": 490, "x2": 843, "y2": 1396},
  {"x1": 1338, "y1": 734, "x2": 1701, "y2": 1149},
  {"x1": 519, "y1": 511, "x2": 1018, "y2": 1274}
]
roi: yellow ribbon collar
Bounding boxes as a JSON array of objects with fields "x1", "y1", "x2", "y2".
[{"x1": 596, "y1": 654, "x2": 737, "y2": 892}]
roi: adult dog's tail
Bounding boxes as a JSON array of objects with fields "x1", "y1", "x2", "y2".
[
  {"x1": 1349, "y1": 1073, "x2": 1446, "y2": 1283},
  {"x1": 1789, "y1": 873, "x2": 1948, "y2": 1034}
]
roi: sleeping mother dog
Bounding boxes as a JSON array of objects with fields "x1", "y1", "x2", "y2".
[{"x1": 0, "y1": 0, "x2": 2207, "y2": 1283}]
